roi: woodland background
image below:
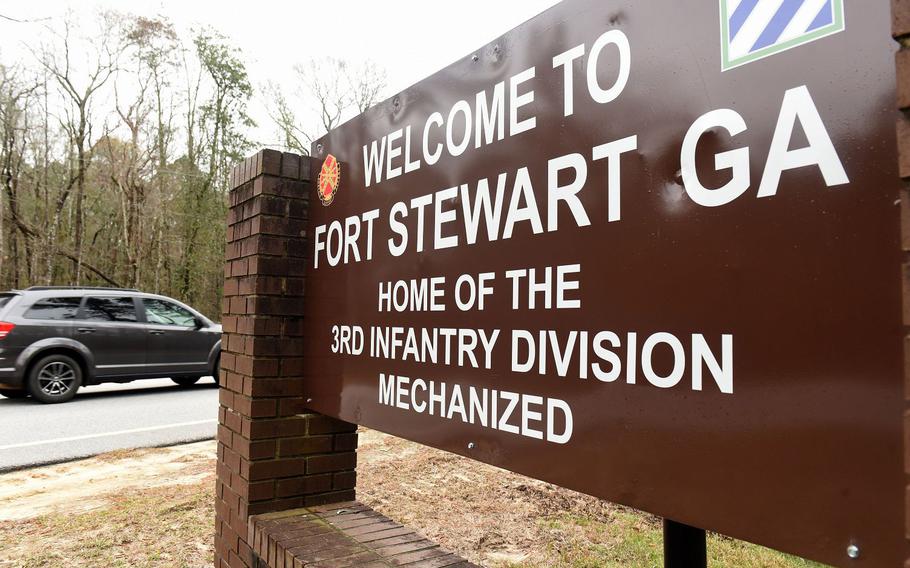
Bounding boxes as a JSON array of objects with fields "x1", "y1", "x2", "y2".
[{"x1": 0, "y1": 11, "x2": 385, "y2": 317}]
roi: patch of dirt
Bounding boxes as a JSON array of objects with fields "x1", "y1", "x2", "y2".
[
  {"x1": 357, "y1": 428, "x2": 630, "y2": 566},
  {"x1": 0, "y1": 441, "x2": 216, "y2": 522}
]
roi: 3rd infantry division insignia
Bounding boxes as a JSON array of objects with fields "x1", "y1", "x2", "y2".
[
  {"x1": 318, "y1": 154, "x2": 340, "y2": 206},
  {"x1": 720, "y1": 0, "x2": 845, "y2": 71}
]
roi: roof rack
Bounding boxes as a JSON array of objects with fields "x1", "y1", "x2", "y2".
[{"x1": 25, "y1": 286, "x2": 140, "y2": 292}]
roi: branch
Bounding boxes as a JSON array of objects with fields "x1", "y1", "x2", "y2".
[
  {"x1": 4, "y1": 208, "x2": 121, "y2": 287},
  {"x1": 55, "y1": 249, "x2": 121, "y2": 286},
  {"x1": 0, "y1": 14, "x2": 51, "y2": 23}
]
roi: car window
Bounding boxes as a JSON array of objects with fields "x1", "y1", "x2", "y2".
[
  {"x1": 0, "y1": 295, "x2": 15, "y2": 312},
  {"x1": 142, "y1": 298, "x2": 196, "y2": 327},
  {"x1": 24, "y1": 297, "x2": 81, "y2": 320},
  {"x1": 82, "y1": 296, "x2": 138, "y2": 322}
]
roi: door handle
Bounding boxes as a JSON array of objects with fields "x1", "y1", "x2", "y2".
[
  {"x1": 76, "y1": 328, "x2": 96, "y2": 334},
  {"x1": 149, "y1": 330, "x2": 166, "y2": 335}
]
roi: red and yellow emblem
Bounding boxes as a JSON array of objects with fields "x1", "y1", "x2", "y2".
[{"x1": 317, "y1": 154, "x2": 340, "y2": 206}]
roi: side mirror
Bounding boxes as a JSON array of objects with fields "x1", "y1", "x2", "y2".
[{"x1": 194, "y1": 317, "x2": 205, "y2": 330}]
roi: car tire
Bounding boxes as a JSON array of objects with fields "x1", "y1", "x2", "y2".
[
  {"x1": 213, "y1": 355, "x2": 221, "y2": 386},
  {"x1": 0, "y1": 388, "x2": 28, "y2": 399},
  {"x1": 172, "y1": 376, "x2": 201, "y2": 387},
  {"x1": 27, "y1": 354, "x2": 82, "y2": 404}
]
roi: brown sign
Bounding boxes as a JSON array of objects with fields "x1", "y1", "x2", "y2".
[{"x1": 303, "y1": 1, "x2": 905, "y2": 565}]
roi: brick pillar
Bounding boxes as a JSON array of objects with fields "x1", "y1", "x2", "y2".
[
  {"x1": 896, "y1": 1, "x2": 910, "y2": 564},
  {"x1": 214, "y1": 149, "x2": 358, "y2": 568}
]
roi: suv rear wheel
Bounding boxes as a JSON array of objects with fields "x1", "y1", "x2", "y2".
[
  {"x1": 28, "y1": 354, "x2": 82, "y2": 404},
  {"x1": 171, "y1": 376, "x2": 200, "y2": 387}
]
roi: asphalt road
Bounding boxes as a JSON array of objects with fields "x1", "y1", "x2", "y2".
[{"x1": 0, "y1": 378, "x2": 219, "y2": 472}]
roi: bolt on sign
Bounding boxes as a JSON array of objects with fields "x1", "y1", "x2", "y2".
[{"x1": 302, "y1": 1, "x2": 905, "y2": 565}]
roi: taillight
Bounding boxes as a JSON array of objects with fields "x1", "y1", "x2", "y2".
[{"x1": 0, "y1": 322, "x2": 14, "y2": 339}]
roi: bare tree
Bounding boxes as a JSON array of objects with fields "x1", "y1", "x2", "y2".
[
  {"x1": 0, "y1": 65, "x2": 39, "y2": 287},
  {"x1": 0, "y1": 63, "x2": 121, "y2": 288},
  {"x1": 348, "y1": 60, "x2": 386, "y2": 113},
  {"x1": 268, "y1": 57, "x2": 387, "y2": 154},
  {"x1": 33, "y1": 11, "x2": 119, "y2": 284},
  {"x1": 124, "y1": 16, "x2": 178, "y2": 293},
  {"x1": 265, "y1": 82, "x2": 308, "y2": 155}
]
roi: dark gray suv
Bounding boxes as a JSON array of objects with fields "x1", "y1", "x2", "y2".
[{"x1": 0, "y1": 287, "x2": 222, "y2": 403}]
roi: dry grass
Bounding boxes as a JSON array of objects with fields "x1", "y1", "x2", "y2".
[
  {"x1": 0, "y1": 432, "x2": 827, "y2": 568},
  {"x1": 356, "y1": 429, "x2": 826, "y2": 568},
  {"x1": 0, "y1": 479, "x2": 213, "y2": 567}
]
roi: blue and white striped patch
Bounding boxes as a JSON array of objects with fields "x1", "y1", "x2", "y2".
[{"x1": 720, "y1": 0, "x2": 845, "y2": 71}]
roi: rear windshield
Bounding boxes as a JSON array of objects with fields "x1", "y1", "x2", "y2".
[{"x1": 24, "y1": 297, "x2": 82, "y2": 320}]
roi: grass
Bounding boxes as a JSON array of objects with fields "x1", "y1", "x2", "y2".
[
  {"x1": 506, "y1": 511, "x2": 827, "y2": 568},
  {"x1": 0, "y1": 481, "x2": 213, "y2": 568}
]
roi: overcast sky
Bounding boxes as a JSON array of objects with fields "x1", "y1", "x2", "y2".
[{"x1": 0, "y1": 0, "x2": 561, "y2": 146}]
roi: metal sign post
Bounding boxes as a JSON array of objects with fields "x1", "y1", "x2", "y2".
[{"x1": 664, "y1": 519, "x2": 707, "y2": 568}]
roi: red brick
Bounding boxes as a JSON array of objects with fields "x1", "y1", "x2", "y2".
[
  {"x1": 299, "y1": 157, "x2": 313, "y2": 182},
  {"x1": 229, "y1": 296, "x2": 246, "y2": 314},
  {"x1": 259, "y1": 149, "x2": 282, "y2": 176},
  {"x1": 234, "y1": 438, "x2": 277, "y2": 461},
  {"x1": 281, "y1": 152, "x2": 300, "y2": 179},
  {"x1": 249, "y1": 378, "x2": 305, "y2": 397},
  {"x1": 225, "y1": 409, "x2": 243, "y2": 434},
  {"x1": 241, "y1": 234, "x2": 287, "y2": 258},
  {"x1": 245, "y1": 417, "x2": 307, "y2": 440},
  {"x1": 238, "y1": 540, "x2": 254, "y2": 568},
  {"x1": 227, "y1": 549, "x2": 247, "y2": 568},
  {"x1": 279, "y1": 435, "x2": 333, "y2": 457},
  {"x1": 223, "y1": 446, "x2": 242, "y2": 474},
  {"x1": 899, "y1": 50, "x2": 910, "y2": 110},
  {"x1": 225, "y1": 372, "x2": 244, "y2": 394},
  {"x1": 308, "y1": 416, "x2": 357, "y2": 435},
  {"x1": 246, "y1": 336, "x2": 281, "y2": 357},
  {"x1": 248, "y1": 480, "x2": 275, "y2": 502},
  {"x1": 278, "y1": 398, "x2": 310, "y2": 416},
  {"x1": 250, "y1": 399, "x2": 278, "y2": 418},
  {"x1": 275, "y1": 473, "x2": 332, "y2": 498},
  {"x1": 242, "y1": 276, "x2": 286, "y2": 296},
  {"x1": 247, "y1": 458, "x2": 307, "y2": 481},
  {"x1": 306, "y1": 452, "x2": 356, "y2": 475},
  {"x1": 252, "y1": 359, "x2": 281, "y2": 377},
  {"x1": 285, "y1": 278, "x2": 305, "y2": 295},
  {"x1": 899, "y1": 116, "x2": 910, "y2": 178},
  {"x1": 218, "y1": 425, "x2": 233, "y2": 446},
  {"x1": 303, "y1": 490, "x2": 355, "y2": 507},
  {"x1": 333, "y1": 471, "x2": 356, "y2": 491},
  {"x1": 252, "y1": 317, "x2": 283, "y2": 335},
  {"x1": 280, "y1": 358, "x2": 305, "y2": 376},
  {"x1": 247, "y1": 498, "x2": 305, "y2": 517},
  {"x1": 333, "y1": 433, "x2": 358, "y2": 452},
  {"x1": 222, "y1": 521, "x2": 240, "y2": 552},
  {"x1": 288, "y1": 199, "x2": 308, "y2": 220}
]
